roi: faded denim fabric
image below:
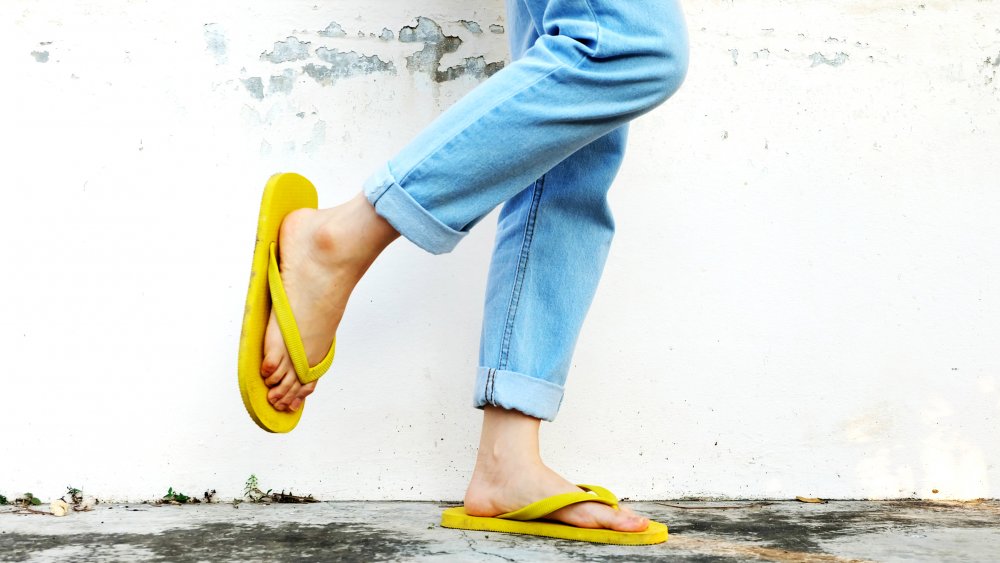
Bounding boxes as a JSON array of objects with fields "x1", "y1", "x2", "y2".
[{"x1": 365, "y1": 0, "x2": 688, "y2": 420}]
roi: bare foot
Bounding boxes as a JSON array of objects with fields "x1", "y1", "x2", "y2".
[
  {"x1": 463, "y1": 407, "x2": 650, "y2": 532},
  {"x1": 261, "y1": 193, "x2": 397, "y2": 411}
]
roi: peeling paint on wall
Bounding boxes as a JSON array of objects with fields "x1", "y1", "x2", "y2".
[
  {"x1": 204, "y1": 23, "x2": 227, "y2": 64},
  {"x1": 319, "y1": 22, "x2": 347, "y2": 38},
  {"x1": 268, "y1": 69, "x2": 296, "y2": 95},
  {"x1": 303, "y1": 48, "x2": 396, "y2": 85},
  {"x1": 398, "y1": 17, "x2": 505, "y2": 83},
  {"x1": 238, "y1": 16, "x2": 506, "y2": 100},
  {"x1": 810, "y1": 52, "x2": 849, "y2": 67},
  {"x1": 262, "y1": 37, "x2": 312, "y2": 63},
  {"x1": 242, "y1": 76, "x2": 265, "y2": 99},
  {"x1": 438, "y1": 56, "x2": 505, "y2": 82},
  {"x1": 459, "y1": 20, "x2": 483, "y2": 34},
  {"x1": 981, "y1": 51, "x2": 999, "y2": 90},
  {"x1": 400, "y1": 17, "x2": 463, "y2": 78}
]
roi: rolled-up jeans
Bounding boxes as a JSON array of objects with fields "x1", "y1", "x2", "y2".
[{"x1": 364, "y1": 0, "x2": 689, "y2": 421}]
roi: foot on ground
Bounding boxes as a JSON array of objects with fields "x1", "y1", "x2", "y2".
[{"x1": 464, "y1": 457, "x2": 650, "y2": 532}]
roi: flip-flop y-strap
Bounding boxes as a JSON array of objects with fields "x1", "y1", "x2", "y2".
[
  {"x1": 267, "y1": 242, "x2": 335, "y2": 384},
  {"x1": 496, "y1": 484, "x2": 620, "y2": 521}
]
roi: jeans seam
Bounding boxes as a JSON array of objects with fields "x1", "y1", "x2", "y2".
[
  {"x1": 485, "y1": 368, "x2": 495, "y2": 405},
  {"x1": 497, "y1": 177, "x2": 545, "y2": 370}
]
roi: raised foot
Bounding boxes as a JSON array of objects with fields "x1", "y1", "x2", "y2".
[{"x1": 260, "y1": 192, "x2": 398, "y2": 411}]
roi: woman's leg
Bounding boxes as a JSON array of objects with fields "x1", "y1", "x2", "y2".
[
  {"x1": 263, "y1": 0, "x2": 688, "y2": 409},
  {"x1": 260, "y1": 0, "x2": 688, "y2": 527},
  {"x1": 462, "y1": 5, "x2": 639, "y2": 529}
]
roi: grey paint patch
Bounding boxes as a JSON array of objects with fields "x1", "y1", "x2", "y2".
[
  {"x1": 460, "y1": 20, "x2": 483, "y2": 34},
  {"x1": 399, "y1": 16, "x2": 455, "y2": 44},
  {"x1": 489, "y1": 24, "x2": 505, "y2": 34},
  {"x1": 438, "y1": 56, "x2": 505, "y2": 82},
  {"x1": 31, "y1": 50, "x2": 49, "y2": 63},
  {"x1": 319, "y1": 21, "x2": 347, "y2": 38},
  {"x1": 303, "y1": 48, "x2": 396, "y2": 85},
  {"x1": 398, "y1": 17, "x2": 469, "y2": 82},
  {"x1": 261, "y1": 36, "x2": 311, "y2": 63},
  {"x1": 753, "y1": 49, "x2": 770, "y2": 60},
  {"x1": 810, "y1": 52, "x2": 849, "y2": 67},
  {"x1": 204, "y1": 23, "x2": 227, "y2": 64},
  {"x1": 729, "y1": 48, "x2": 739, "y2": 65},
  {"x1": 242, "y1": 76, "x2": 264, "y2": 99},
  {"x1": 378, "y1": 28, "x2": 395, "y2": 41},
  {"x1": 268, "y1": 69, "x2": 296, "y2": 95}
]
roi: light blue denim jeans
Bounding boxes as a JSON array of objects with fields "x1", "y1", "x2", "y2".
[{"x1": 364, "y1": 0, "x2": 688, "y2": 421}]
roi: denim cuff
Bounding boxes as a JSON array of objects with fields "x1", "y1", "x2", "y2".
[
  {"x1": 363, "y1": 165, "x2": 466, "y2": 255},
  {"x1": 472, "y1": 367, "x2": 565, "y2": 422}
]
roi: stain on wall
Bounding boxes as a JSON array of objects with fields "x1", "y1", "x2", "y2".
[
  {"x1": 31, "y1": 50, "x2": 49, "y2": 63},
  {"x1": 242, "y1": 76, "x2": 265, "y2": 99},
  {"x1": 809, "y1": 51, "x2": 849, "y2": 67},
  {"x1": 268, "y1": 69, "x2": 297, "y2": 95},
  {"x1": 981, "y1": 50, "x2": 999, "y2": 90},
  {"x1": 262, "y1": 37, "x2": 312, "y2": 63},
  {"x1": 204, "y1": 23, "x2": 227, "y2": 64}
]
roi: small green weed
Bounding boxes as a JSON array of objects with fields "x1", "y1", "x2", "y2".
[
  {"x1": 65, "y1": 487, "x2": 83, "y2": 504},
  {"x1": 17, "y1": 493, "x2": 41, "y2": 507},
  {"x1": 163, "y1": 487, "x2": 191, "y2": 504},
  {"x1": 0, "y1": 494, "x2": 8, "y2": 505},
  {"x1": 244, "y1": 474, "x2": 271, "y2": 503}
]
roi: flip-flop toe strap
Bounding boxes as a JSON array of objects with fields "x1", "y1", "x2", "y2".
[
  {"x1": 497, "y1": 486, "x2": 620, "y2": 521},
  {"x1": 268, "y1": 242, "x2": 335, "y2": 384}
]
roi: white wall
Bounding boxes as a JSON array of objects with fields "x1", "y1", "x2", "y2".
[{"x1": 2, "y1": 0, "x2": 998, "y2": 502}]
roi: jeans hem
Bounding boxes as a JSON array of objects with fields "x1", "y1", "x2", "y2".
[
  {"x1": 472, "y1": 366, "x2": 564, "y2": 422},
  {"x1": 363, "y1": 165, "x2": 466, "y2": 255}
]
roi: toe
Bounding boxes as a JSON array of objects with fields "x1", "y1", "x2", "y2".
[
  {"x1": 264, "y1": 356, "x2": 291, "y2": 387},
  {"x1": 268, "y1": 371, "x2": 298, "y2": 410},
  {"x1": 288, "y1": 382, "x2": 317, "y2": 412},
  {"x1": 605, "y1": 507, "x2": 649, "y2": 532},
  {"x1": 261, "y1": 313, "x2": 285, "y2": 378},
  {"x1": 274, "y1": 379, "x2": 302, "y2": 411}
]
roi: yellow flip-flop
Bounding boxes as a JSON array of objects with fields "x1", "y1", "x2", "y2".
[
  {"x1": 238, "y1": 173, "x2": 336, "y2": 433},
  {"x1": 440, "y1": 485, "x2": 668, "y2": 545}
]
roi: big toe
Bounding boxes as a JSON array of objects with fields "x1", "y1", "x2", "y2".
[
  {"x1": 261, "y1": 313, "x2": 287, "y2": 378},
  {"x1": 595, "y1": 504, "x2": 649, "y2": 532}
]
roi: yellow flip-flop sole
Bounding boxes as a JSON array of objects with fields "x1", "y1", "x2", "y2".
[
  {"x1": 440, "y1": 485, "x2": 668, "y2": 545},
  {"x1": 238, "y1": 172, "x2": 321, "y2": 433}
]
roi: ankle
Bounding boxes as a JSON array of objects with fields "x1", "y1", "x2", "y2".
[
  {"x1": 474, "y1": 406, "x2": 544, "y2": 472},
  {"x1": 310, "y1": 194, "x2": 397, "y2": 266}
]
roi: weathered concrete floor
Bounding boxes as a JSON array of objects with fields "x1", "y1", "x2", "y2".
[{"x1": 2, "y1": 500, "x2": 998, "y2": 562}]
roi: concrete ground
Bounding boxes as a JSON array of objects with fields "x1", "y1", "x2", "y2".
[{"x1": 2, "y1": 500, "x2": 998, "y2": 562}]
